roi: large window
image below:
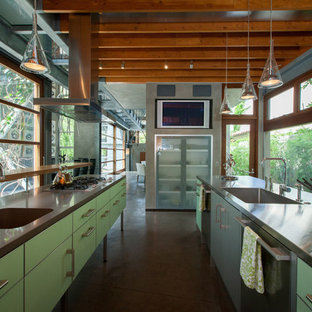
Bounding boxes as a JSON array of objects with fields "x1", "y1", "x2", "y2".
[
  {"x1": 266, "y1": 124, "x2": 312, "y2": 189},
  {"x1": 59, "y1": 116, "x2": 74, "y2": 162},
  {"x1": 101, "y1": 123, "x2": 125, "y2": 174},
  {"x1": 221, "y1": 85, "x2": 258, "y2": 177},
  {"x1": 264, "y1": 70, "x2": 312, "y2": 191},
  {"x1": 0, "y1": 61, "x2": 41, "y2": 196}
]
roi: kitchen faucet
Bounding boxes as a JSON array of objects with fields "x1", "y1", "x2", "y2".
[
  {"x1": 260, "y1": 157, "x2": 290, "y2": 196},
  {"x1": 0, "y1": 163, "x2": 4, "y2": 180}
]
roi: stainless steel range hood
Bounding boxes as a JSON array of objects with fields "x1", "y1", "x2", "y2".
[{"x1": 34, "y1": 14, "x2": 103, "y2": 122}]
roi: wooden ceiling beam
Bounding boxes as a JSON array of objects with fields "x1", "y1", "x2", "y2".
[
  {"x1": 59, "y1": 20, "x2": 312, "y2": 34},
  {"x1": 92, "y1": 33, "x2": 312, "y2": 48},
  {"x1": 105, "y1": 77, "x2": 260, "y2": 83},
  {"x1": 43, "y1": 0, "x2": 312, "y2": 13},
  {"x1": 93, "y1": 59, "x2": 284, "y2": 70},
  {"x1": 92, "y1": 47, "x2": 300, "y2": 60},
  {"x1": 97, "y1": 69, "x2": 263, "y2": 77}
]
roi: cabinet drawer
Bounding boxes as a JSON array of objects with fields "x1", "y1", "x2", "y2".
[
  {"x1": 297, "y1": 296, "x2": 312, "y2": 312},
  {"x1": 96, "y1": 189, "x2": 110, "y2": 210},
  {"x1": 73, "y1": 215, "x2": 96, "y2": 278},
  {"x1": 0, "y1": 245, "x2": 23, "y2": 298},
  {"x1": 25, "y1": 236, "x2": 73, "y2": 312},
  {"x1": 96, "y1": 204, "x2": 111, "y2": 246},
  {"x1": 25, "y1": 214, "x2": 72, "y2": 273},
  {"x1": 73, "y1": 198, "x2": 97, "y2": 231},
  {"x1": 0, "y1": 280, "x2": 23, "y2": 312},
  {"x1": 298, "y1": 258, "x2": 312, "y2": 309},
  {"x1": 110, "y1": 195, "x2": 121, "y2": 227},
  {"x1": 110, "y1": 183, "x2": 120, "y2": 199}
]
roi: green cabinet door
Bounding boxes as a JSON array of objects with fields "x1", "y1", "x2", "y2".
[
  {"x1": 0, "y1": 280, "x2": 23, "y2": 312},
  {"x1": 297, "y1": 258, "x2": 312, "y2": 310},
  {"x1": 73, "y1": 215, "x2": 97, "y2": 278},
  {"x1": 297, "y1": 296, "x2": 312, "y2": 312},
  {"x1": 25, "y1": 236, "x2": 73, "y2": 312},
  {"x1": 96, "y1": 203, "x2": 111, "y2": 246},
  {"x1": 0, "y1": 245, "x2": 23, "y2": 298},
  {"x1": 110, "y1": 195, "x2": 120, "y2": 227},
  {"x1": 195, "y1": 182, "x2": 201, "y2": 231}
]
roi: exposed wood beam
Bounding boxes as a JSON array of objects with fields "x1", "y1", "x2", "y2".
[
  {"x1": 92, "y1": 47, "x2": 300, "y2": 60},
  {"x1": 43, "y1": 0, "x2": 312, "y2": 13},
  {"x1": 93, "y1": 59, "x2": 282, "y2": 70},
  {"x1": 93, "y1": 32, "x2": 312, "y2": 48},
  {"x1": 60, "y1": 20, "x2": 312, "y2": 34},
  {"x1": 105, "y1": 77, "x2": 260, "y2": 83},
  {"x1": 97, "y1": 69, "x2": 263, "y2": 77}
]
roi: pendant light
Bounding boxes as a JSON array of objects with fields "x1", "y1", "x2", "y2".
[
  {"x1": 220, "y1": 33, "x2": 232, "y2": 114},
  {"x1": 240, "y1": 1, "x2": 258, "y2": 100},
  {"x1": 258, "y1": 0, "x2": 283, "y2": 88},
  {"x1": 20, "y1": 0, "x2": 50, "y2": 74}
]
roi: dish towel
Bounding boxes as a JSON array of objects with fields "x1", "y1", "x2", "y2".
[
  {"x1": 240, "y1": 226, "x2": 265, "y2": 294},
  {"x1": 199, "y1": 185, "x2": 206, "y2": 211}
]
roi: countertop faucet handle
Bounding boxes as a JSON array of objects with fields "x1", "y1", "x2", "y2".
[
  {"x1": 295, "y1": 183, "x2": 303, "y2": 202},
  {"x1": 279, "y1": 184, "x2": 291, "y2": 196}
]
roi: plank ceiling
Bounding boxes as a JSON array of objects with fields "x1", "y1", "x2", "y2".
[{"x1": 43, "y1": 0, "x2": 312, "y2": 84}]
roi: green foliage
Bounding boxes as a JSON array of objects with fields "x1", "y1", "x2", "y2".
[
  {"x1": 270, "y1": 126, "x2": 312, "y2": 189},
  {"x1": 230, "y1": 136, "x2": 250, "y2": 176},
  {"x1": 233, "y1": 101, "x2": 250, "y2": 115}
]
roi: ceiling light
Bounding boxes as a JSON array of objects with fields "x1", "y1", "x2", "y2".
[
  {"x1": 99, "y1": 62, "x2": 103, "y2": 70},
  {"x1": 164, "y1": 64, "x2": 168, "y2": 70},
  {"x1": 240, "y1": 0, "x2": 257, "y2": 101},
  {"x1": 121, "y1": 62, "x2": 125, "y2": 70},
  {"x1": 20, "y1": 0, "x2": 50, "y2": 74},
  {"x1": 190, "y1": 60, "x2": 194, "y2": 69},
  {"x1": 220, "y1": 33, "x2": 232, "y2": 115},
  {"x1": 258, "y1": 0, "x2": 283, "y2": 89}
]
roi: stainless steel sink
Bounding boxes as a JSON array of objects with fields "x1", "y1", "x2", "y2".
[
  {"x1": 223, "y1": 188, "x2": 298, "y2": 204},
  {"x1": 0, "y1": 208, "x2": 53, "y2": 229}
]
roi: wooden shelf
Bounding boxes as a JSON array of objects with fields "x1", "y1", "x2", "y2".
[{"x1": 1, "y1": 162, "x2": 92, "y2": 182}]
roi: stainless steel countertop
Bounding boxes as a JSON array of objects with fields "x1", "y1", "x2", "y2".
[
  {"x1": 0, "y1": 174, "x2": 125, "y2": 258},
  {"x1": 197, "y1": 175, "x2": 312, "y2": 267}
]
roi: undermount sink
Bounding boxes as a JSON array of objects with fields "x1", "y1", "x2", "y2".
[
  {"x1": 223, "y1": 188, "x2": 298, "y2": 204},
  {"x1": 0, "y1": 208, "x2": 53, "y2": 229}
]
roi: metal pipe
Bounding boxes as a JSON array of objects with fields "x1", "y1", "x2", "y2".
[{"x1": 260, "y1": 157, "x2": 287, "y2": 185}]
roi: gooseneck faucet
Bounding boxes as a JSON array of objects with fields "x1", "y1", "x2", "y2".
[
  {"x1": 0, "y1": 163, "x2": 5, "y2": 181},
  {"x1": 260, "y1": 157, "x2": 290, "y2": 195}
]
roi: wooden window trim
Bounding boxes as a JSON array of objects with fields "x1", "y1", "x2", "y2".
[
  {"x1": 0, "y1": 139, "x2": 40, "y2": 145},
  {"x1": 0, "y1": 99, "x2": 40, "y2": 115},
  {"x1": 264, "y1": 69, "x2": 312, "y2": 131}
]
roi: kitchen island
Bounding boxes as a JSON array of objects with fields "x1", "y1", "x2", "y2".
[
  {"x1": 197, "y1": 175, "x2": 312, "y2": 312},
  {"x1": 0, "y1": 174, "x2": 126, "y2": 312}
]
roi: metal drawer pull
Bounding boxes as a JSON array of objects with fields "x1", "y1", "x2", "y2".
[
  {"x1": 82, "y1": 209, "x2": 95, "y2": 218},
  {"x1": 234, "y1": 216, "x2": 290, "y2": 261},
  {"x1": 196, "y1": 183, "x2": 202, "y2": 187},
  {"x1": 66, "y1": 249, "x2": 75, "y2": 277},
  {"x1": 113, "y1": 200, "x2": 120, "y2": 206},
  {"x1": 122, "y1": 183, "x2": 126, "y2": 186},
  {"x1": 82, "y1": 226, "x2": 96, "y2": 237},
  {"x1": 122, "y1": 193, "x2": 126, "y2": 197},
  {"x1": 0, "y1": 280, "x2": 8, "y2": 290},
  {"x1": 205, "y1": 190, "x2": 211, "y2": 194},
  {"x1": 306, "y1": 294, "x2": 312, "y2": 304},
  {"x1": 101, "y1": 210, "x2": 109, "y2": 218}
]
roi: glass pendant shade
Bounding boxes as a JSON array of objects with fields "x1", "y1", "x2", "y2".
[
  {"x1": 258, "y1": 40, "x2": 283, "y2": 88},
  {"x1": 220, "y1": 92, "x2": 232, "y2": 114},
  {"x1": 241, "y1": 65, "x2": 258, "y2": 100},
  {"x1": 20, "y1": 13, "x2": 50, "y2": 74}
]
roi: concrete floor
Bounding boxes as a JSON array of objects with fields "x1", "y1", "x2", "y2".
[{"x1": 54, "y1": 172, "x2": 235, "y2": 312}]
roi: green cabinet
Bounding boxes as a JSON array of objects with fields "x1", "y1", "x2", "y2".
[
  {"x1": 73, "y1": 215, "x2": 97, "y2": 278},
  {"x1": 96, "y1": 202, "x2": 111, "y2": 246},
  {"x1": 211, "y1": 191, "x2": 241, "y2": 311},
  {"x1": 25, "y1": 214, "x2": 72, "y2": 274},
  {"x1": 73, "y1": 198, "x2": 97, "y2": 231},
  {"x1": 297, "y1": 258, "x2": 312, "y2": 311},
  {"x1": 25, "y1": 236, "x2": 73, "y2": 312},
  {"x1": 196, "y1": 179, "x2": 202, "y2": 231},
  {"x1": 298, "y1": 296, "x2": 312, "y2": 312},
  {"x1": 0, "y1": 245, "x2": 23, "y2": 298},
  {"x1": 0, "y1": 280, "x2": 23, "y2": 312}
]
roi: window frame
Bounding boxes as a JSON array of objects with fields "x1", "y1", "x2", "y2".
[
  {"x1": 0, "y1": 55, "x2": 43, "y2": 191},
  {"x1": 264, "y1": 69, "x2": 312, "y2": 132},
  {"x1": 221, "y1": 83, "x2": 259, "y2": 177}
]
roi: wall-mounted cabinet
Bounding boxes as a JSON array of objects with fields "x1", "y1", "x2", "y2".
[{"x1": 156, "y1": 136, "x2": 212, "y2": 210}]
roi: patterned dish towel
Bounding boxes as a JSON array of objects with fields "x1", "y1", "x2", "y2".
[
  {"x1": 240, "y1": 226, "x2": 264, "y2": 294},
  {"x1": 199, "y1": 185, "x2": 206, "y2": 212}
]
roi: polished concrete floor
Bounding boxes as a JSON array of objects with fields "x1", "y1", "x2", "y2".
[{"x1": 54, "y1": 172, "x2": 235, "y2": 312}]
